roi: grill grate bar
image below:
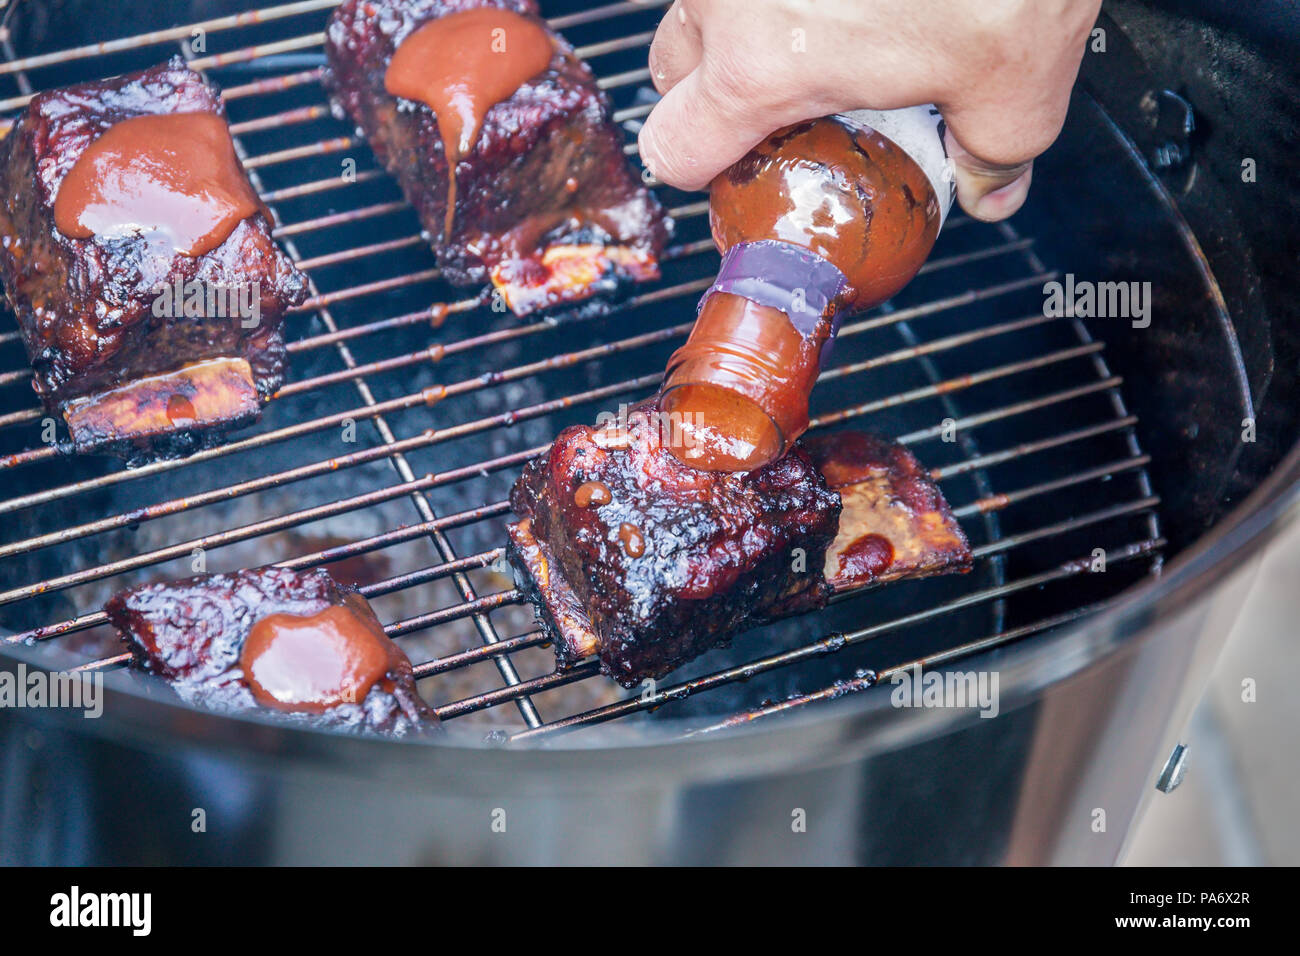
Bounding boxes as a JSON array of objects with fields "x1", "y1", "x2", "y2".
[
  {"x1": 244, "y1": 133, "x2": 353, "y2": 169},
  {"x1": 387, "y1": 588, "x2": 521, "y2": 636},
  {"x1": 436, "y1": 663, "x2": 601, "y2": 720},
  {"x1": 293, "y1": 234, "x2": 426, "y2": 271},
  {"x1": 412, "y1": 631, "x2": 551, "y2": 679},
  {"x1": 0, "y1": 262, "x2": 1048, "y2": 464},
  {"x1": 228, "y1": 102, "x2": 330, "y2": 136},
  {"x1": 259, "y1": 167, "x2": 384, "y2": 202},
  {"x1": 0, "y1": 0, "x2": 670, "y2": 111},
  {"x1": 683, "y1": 601, "x2": 1116, "y2": 736},
  {"x1": 287, "y1": 267, "x2": 444, "y2": 313},
  {"x1": 0, "y1": 0, "x2": 341, "y2": 77},
  {"x1": 221, "y1": 66, "x2": 326, "y2": 102},
  {"x1": 7, "y1": 395, "x2": 1151, "y2": 654},
  {"x1": 0, "y1": 323, "x2": 1111, "y2": 563},
  {"x1": 188, "y1": 32, "x2": 328, "y2": 73}
]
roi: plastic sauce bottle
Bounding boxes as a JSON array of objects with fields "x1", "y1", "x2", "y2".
[{"x1": 660, "y1": 106, "x2": 955, "y2": 472}]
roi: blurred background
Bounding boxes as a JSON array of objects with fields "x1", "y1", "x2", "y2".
[{"x1": 1123, "y1": 522, "x2": 1300, "y2": 865}]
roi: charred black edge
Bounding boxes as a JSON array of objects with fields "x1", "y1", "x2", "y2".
[
  {"x1": 506, "y1": 511, "x2": 839, "y2": 688},
  {"x1": 67, "y1": 403, "x2": 265, "y2": 463}
]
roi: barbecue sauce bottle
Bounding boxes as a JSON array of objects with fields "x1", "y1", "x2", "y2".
[{"x1": 661, "y1": 106, "x2": 955, "y2": 472}]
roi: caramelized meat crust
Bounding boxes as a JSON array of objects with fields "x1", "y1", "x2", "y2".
[
  {"x1": 323, "y1": 0, "x2": 669, "y2": 318},
  {"x1": 508, "y1": 398, "x2": 840, "y2": 686},
  {"x1": 509, "y1": 410, "x2": 972, "y2": 686},
  {"x1": 104, "y1": 566, "x2": 436, "y2": 736},
  {"x1": 0, "y1": 58, "x2": 308, "y2": 460}
]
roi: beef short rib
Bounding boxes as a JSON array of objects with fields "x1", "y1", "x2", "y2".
[
  {"x1": 324, "y1": 0, "x2": 669, "y2": 318},
  {"x1": 105, "y1": 566, "x2": 436, "y2": 736},
  {"x1": 508, "y1": 400, "x2": 971, "y2": 686},
  {"x1": 0, "y1": 58, "x2": 308, "y2": 461},
  {"x1": 508, "y1": 398, "x2": 842, "y2": 686}
]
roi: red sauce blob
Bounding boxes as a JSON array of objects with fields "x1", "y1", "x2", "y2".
[
  {"x1": 574, "y1": 480, "x2": 612, "y2": 508},
  {"x1": 385, "y1": 8, "x2": 554, "y2": 234},
  {"x1": 618, "y1": 522, "x2": 646, "y2": 558},
  {"x1": 239, "y1": 600, "x2": 398, "y2": 713},
  {"x1": 53, "y1": 113, "x2": 266, "y2": 256},
  {"x1": 164, "y1": 393, "x2": 197, "y2": 426},
  {"x1": 839, "y1": 533, "x2": 895, "y2": 581}
]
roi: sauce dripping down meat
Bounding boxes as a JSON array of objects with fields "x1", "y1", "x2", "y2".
[
  {"x1": 53, "y1": 113, "x2": 267, "y2": 256},
  {"x1": 384, "y1": 8, "x2": 554, "y2": 236},
  {"x1": 239, "y1": 598, "x2": 401, "y2": 713},
  {"x1": 574, "y1": 480, "x2": 612, "y2": 508}
]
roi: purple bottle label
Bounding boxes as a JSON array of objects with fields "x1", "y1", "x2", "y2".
[{"x1": 700, "y1": 240, "x2": 847, "y2": 366}]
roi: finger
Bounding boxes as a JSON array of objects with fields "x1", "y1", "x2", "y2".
[
  {"x1": 944, "y1": 128, "x2": 1034, "y2": 222},
  {"x1": 638, "y1": 65, "x2": 781, "y2": 192},
  {"x1": 648, "y1": 0, "x2": 702, "y2": 96}
]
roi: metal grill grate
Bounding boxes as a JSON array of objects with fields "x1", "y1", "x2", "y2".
[{"x1": 0, "y1": 0, "x2": 1163, "y2": 741}]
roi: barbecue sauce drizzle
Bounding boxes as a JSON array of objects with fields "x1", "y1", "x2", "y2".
[
  {"x1": 53, "y1": 113, "x2": 267, "y2": 256},
  {"x1": 385, "y1": 8, "x2": 554, "y2": 237},
  {"x1": 239, "y1": 596, "x2": 403, "y2": 713}
]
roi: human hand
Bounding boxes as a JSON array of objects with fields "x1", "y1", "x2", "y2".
[{"x1": 638, "y1": 0, "x2": 1101, "y2": 221}]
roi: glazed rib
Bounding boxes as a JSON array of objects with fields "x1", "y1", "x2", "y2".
[
  {"x1": 0, "y1": 58, "x2": 308, "y2": 461},
  {"x1": 323, "y1": 0, "x2": 669, "y2": 318},
  {"x1": 508, "y1": 398, "x2": 842, "y2": 686},
  {"x1": 105, "y1": 566, "x2": 436, "y2": 736},
  {"x1": 508, "y1": 400, "x2": 971, "y2": 686}
]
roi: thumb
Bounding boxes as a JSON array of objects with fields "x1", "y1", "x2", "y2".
[
  {"x1": 944, "y1": 128, "x2": 1034, "y2": 222},
  {"x1": 940, "y1": 82, "x2": 1073, "y2": 222},
  {"x1": 638, "y1": 66, "x2": 780, "y2": 193}
]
